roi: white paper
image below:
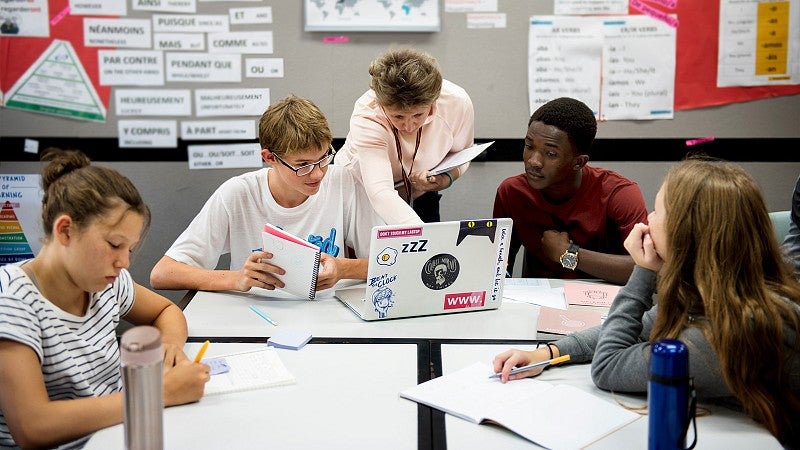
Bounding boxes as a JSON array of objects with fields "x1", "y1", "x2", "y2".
[
  {"x1": 600, "y1": 15, "x2": 676, "y2": 120},
  {"x1": 445, "y1": 0, "x2": 497, "y2": 13},
  {"x1": 466, "y1": 13, "x2": 506, "y2": 29},
  {"x1": 115, "y1": 89, "x2": 191, "y2": 116},
  {"x1": 132, "y1": 0, "x2": 196, "y2": 13},
  {"x1": 400, "y1": 362, "x2": 639, "y2": 449},
  {"x1": 208, "y1": 31, "x2": 273, "y2": 54},
  {"x1": 70, "y1": 0, "x2": 127, "y2": 16},
  {"x1": 429, "y1": 141, "x2": 494, "y2": 175},
  {"x1": 230, "y1": 6, "x2": 273, "y2": 25},
  {"x1": 152, "y1": 14, "x2": 229, "y2": 32},
  {"x1": 246, "y1": 58, "x2": 284, "y2": 78},
  {"x1": 554, "y1": 0, "x2": 628, "y2": 15},
  {"x1": 528, "y1": 16, "x2": 603, "y2": 116},
  {"x1": 99, "y1": 50, "x2": 164, "y2": 86},
  {"x1": 118, "y1": 120, "x2": 177, "y2": 148},
  {"x1": 194, "y1": 88, "x2": 269, "y2": 117},
  {"x1": 0, "y1": 0, "x2": 48, "y2": 37},
  {"x1": 717, "y1": 0, "x2": 800, "y2": 86},
  {"x1": 166, "y1": 53, "x2": 241, "y2": 83},
  {"x1": 503, "y1": 286, "x2": 567, "y2": 309},
  {"x1": 188, "y1": 143, "x2": 262, "y2": 170},
  {"x1": 153, "y1": 33, "x2": 205, "y2": 51},
  {"x1": 181, "y1": 120, "x2": 256, "y2": 140},
  {"x1": 84, "y1": 18, "x2": 152, "y2": 48}
]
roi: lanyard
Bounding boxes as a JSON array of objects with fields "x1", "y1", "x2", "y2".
[{"x1": 392, "y1": 127, "x2": 422, "y2": 204}]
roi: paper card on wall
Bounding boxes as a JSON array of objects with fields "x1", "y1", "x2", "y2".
[
  {"x1": 0, "y1": 175, "x2": 44, "y2": 264},
  {"x1": 4, "y1": 40, "x2": 106, "y2": 122},
  {"x1": 563, "y1": 282, "x2": 620, "y2": 307},
  {"x1": 0, "y1": 0, "x2": 49, "y2": 37},
  {"x1": 118, "y1": 120, "x2": 177, "y2": 148},
  {"x1": 70, "y1": 0, "x2": 127, "y2": 16},
  {"x1": 537, "y1": 306, "x2": 603, "y2": 335}
]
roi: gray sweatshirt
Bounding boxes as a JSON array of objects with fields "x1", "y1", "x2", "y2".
[{"x1": 553, "y1": 266, "x2": 800, "y2": 403}]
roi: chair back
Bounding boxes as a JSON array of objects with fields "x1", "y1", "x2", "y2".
[{"x1": 769, "y1": 210, "x2": 791, "y2": 242}]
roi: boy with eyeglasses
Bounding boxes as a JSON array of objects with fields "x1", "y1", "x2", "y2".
[{"x1": 151, "y1": 95, "x2": 383, "y2": 293}]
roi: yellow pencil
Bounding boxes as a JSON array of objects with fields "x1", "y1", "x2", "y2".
[{"x1": 193, "y1": 340, "x2": 210, "y2": 363}]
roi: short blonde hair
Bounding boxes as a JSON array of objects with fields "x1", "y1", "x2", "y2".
[
  {"x1": 368, "y1": 48, "x2": 442, "y2": 109},
  {"x1": 258, "y1": 95, "x2": 332, "y2": 157}
]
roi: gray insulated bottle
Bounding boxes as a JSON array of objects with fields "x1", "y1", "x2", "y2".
[{"x1": 121, "y1": 326, "x2": 164, "y2": 450}]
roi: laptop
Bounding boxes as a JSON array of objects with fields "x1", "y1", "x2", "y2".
[{"x1": 335, "y1": 218, "x2": 513, "y2": 321}]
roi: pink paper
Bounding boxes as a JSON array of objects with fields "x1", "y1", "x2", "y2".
[
  {"x1": 563, "y1": 282, "x2": 620, "y2": 307},
  {"x1": 537, "y1": 306, "x2": 604, "y2": 335},
  {"x1": 629, "y1": 0, "x2": 679, "y2": 27}
]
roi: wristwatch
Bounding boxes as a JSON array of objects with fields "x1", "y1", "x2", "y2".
[{"x1": 560, "y1": 243, "x2": 579, "y2": 270}]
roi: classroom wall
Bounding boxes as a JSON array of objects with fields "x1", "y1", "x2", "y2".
[{"x1": 1, "y1": 1, "x2": 799, "y2": 139}]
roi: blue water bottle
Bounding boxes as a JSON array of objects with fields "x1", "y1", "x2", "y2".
[{"x1": 648, "y1": 338, "x2": 691, "y2": 450}]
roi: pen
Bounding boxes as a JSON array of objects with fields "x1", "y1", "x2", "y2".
[
  {"x1": 193, "y1": 340, "x2": 210, "y2": 363},
  {"x1": 249, "y1": 304, "x2": 278, "y2": 326},
  {"x1": 489, "y1": 354, "x2": 571, "y2": 379}
]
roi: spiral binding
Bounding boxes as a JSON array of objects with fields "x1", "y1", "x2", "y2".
[{"x1": 308, "y1": 251, "x2": 321, "y2": 300}]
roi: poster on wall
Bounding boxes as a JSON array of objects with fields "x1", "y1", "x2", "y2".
[
  {"x1": 0, "y1": 175, "x2": 44, "y2": 264},
  {"x1": 304, "y1": 0, "x2": 440, "y2": 32},
  {"x1": 0, "y1": 0, "x2": 49, "y2": 37},
  {"x1": 4, "y1": 40, "x2": 107, "y2": 122}
]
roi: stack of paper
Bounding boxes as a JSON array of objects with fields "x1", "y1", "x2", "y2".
[{"x1": 204, "y1": 347, "x2": 296, "y2": 396}]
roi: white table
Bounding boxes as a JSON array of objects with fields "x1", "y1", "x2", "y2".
[
  {"x1": 182, "y1": 288, "x2": 542, "y2": 340},
  {"x1": 85, "y1": 342, "x2": 419, "y2": 450},
  {"x1": 439, "y1": 343, "x2": 783, "y2": 450}
]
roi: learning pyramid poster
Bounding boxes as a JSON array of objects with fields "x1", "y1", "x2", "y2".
[{"x1": 0, "y1": 175, "x2": 43, "y2": 264}]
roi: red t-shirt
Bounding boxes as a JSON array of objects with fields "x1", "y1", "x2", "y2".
[{"x1": 493, "y1": 166, "x2": 648, "y2": 279}]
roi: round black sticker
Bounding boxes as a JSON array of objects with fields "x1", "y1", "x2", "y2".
[{"x1": 421, "y1": 253, "x2": 460, "y2": 290}]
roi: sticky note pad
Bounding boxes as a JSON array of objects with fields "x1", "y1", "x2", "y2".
[
  {"x1": 267, "y1": 329, "x2": 312, "y2": 350},
  {"x1": 203, "y1": 357, "x2": 231, "y2": 375}
]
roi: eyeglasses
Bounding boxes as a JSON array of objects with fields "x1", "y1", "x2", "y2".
[{"x1": 273, "y1": 146, "x2": 336, "y2": 176}]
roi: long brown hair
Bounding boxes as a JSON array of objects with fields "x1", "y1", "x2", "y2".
[{"x1": 651, "y1": 159, "x2": 800, "y2": 443}]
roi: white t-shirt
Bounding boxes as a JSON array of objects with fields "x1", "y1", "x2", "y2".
[
  {"x1": 0, "y1": 263, "x2": 136, "y2": 449},
  {"x1": 165, "y1": 165, "x2": 384, "y2": 271}
]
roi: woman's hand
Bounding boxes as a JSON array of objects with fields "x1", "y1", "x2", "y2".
[
  {"x1": 409, "y1": 170, "x2": 450, "y2": 192},
  {"x1": 624, "y1": 223, "x2": 664, "y2": 272},
  {"x1": 234, "y1": 251, "x2": 286, "y2": 292},
  {"x1": 492, "y1": 346, "x2": 552, "y2": 383}
]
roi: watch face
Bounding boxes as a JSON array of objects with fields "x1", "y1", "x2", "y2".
[{"x1": 560, "y1": 253, "x2": 578, "y2": 270}]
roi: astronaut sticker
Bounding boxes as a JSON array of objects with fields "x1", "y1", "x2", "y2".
[
  {"x1": 377, "y1": 247, "x2": 398, "y2": 266},
  {"x1": 456, "y1": 220, "x2": 498, "y2": 245},
  {"x1": 421, "y1": 253, "x2": 460, "y2": 290},
  {"x1": 372, "y1": 286, "x2": 395, "y2": 318}
]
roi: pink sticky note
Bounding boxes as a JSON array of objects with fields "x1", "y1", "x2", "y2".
[
  {"x1": 564, "y1": 282, "x2": 620, "y2": 307},
  {"x1": 685, "y1": 136, "x2": 715, "y2": 146},
  {"x1": 322, "y1": 36, "x2": 349, "y2": 43},
  {"x1": 629, "y1": 0, "x2": 679, "y2": 27},
  {"x1": 50, "y1": 6, "x2": 70, "y2": 26},
  {"x1": 537, "y1": 306, "x2": 604, "y2": 335}
]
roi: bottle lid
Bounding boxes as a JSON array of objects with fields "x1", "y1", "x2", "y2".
[
  {"x1": 651, "y1": 338, "x2": 689, "y2": 378},
  {"x1": 121, "y1": 326, "x2": 163, "y2": 367}
]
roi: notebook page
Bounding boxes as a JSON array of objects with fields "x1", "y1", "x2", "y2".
[{"x1": 204, "y1": 347, "x2": 296, "y2": 396}]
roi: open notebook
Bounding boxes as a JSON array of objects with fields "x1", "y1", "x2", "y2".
[
  {"x1": 400, "y1": 362, "x2": 639, "y2": 449},
  {"x1": 202, "y1": 347, "x2": 295, "y2": 396}
]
